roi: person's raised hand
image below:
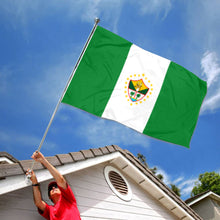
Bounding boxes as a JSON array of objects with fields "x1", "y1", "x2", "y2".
[
  {"x1": 31, "y1": 151, "x2": 46, "y2": 163},
  {"x1": 26, "y1": 169, "x2": 38, "y2": 184}
]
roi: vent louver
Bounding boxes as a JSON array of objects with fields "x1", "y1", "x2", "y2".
[{"x1": 109, "y1": 171, "x2": 128, "y2": 195}]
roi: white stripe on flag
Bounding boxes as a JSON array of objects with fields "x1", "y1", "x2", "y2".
[{"x1": 102, "y1": 44, "x2": 171, "y2": 132}]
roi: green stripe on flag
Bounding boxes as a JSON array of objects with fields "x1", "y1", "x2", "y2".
[
  {"x1": 143, "y1": 61, "x2": 207, "y2": 147},
  {"x1": 62, "y1": 26, "x2": 132, "y2": 116}
]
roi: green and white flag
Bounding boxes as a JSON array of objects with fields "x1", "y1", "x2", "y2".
[{"x1": 62, "y1": 26, "x2": 207, "y2": 148}]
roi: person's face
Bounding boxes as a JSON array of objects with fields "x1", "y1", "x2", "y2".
[{"x1": 49, "y1": 185, "x2": 61, "y2": 199}]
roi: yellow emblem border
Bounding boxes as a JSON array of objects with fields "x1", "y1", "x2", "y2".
[{"x1": 124, "y1": 73, "x2": 153, "y2": 106}]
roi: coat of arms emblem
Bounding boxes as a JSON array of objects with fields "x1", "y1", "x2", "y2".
[{"x1": 128, "y1": 79, "x2": 149, "y2": 102}]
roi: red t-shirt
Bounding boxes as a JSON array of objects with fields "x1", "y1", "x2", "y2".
[{"x1": 39, "y1": 184, "x2": 81, "y2": 220}]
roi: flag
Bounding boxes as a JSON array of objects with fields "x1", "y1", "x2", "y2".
[{"x1": 62, "y1": 26, "x2": 207, "y2": 148}]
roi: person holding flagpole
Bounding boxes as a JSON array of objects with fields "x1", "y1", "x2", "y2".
[
  {"x1": 24, "y1": 19, "x2": 100, "y2": 220},
  {"x1": 26, "y1": 151, "x2": 81, "y2": 220}
]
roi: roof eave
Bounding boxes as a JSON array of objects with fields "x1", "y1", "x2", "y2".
[
  {"x1": 0, "y1": 151, "x2": 121, "y2": 195},
  {"x1": 111, "y1": 154, "x2": 199, "y2": 220},
  {"x1": 187, "y1": 191, "x2": 220, "y2": 206}
]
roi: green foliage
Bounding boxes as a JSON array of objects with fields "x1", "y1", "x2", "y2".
[
  {"x1": 137, "y1": 153, "x2": 181, "y2": 197},
  {"x1": 191, "y1": 171, "x2": 220, "y2": 197},
  {"x1": 170, "y1": 184, "x2": 181, "y2": 197},
  {"x1": 150, "y1": 167, "x2": 164, "y2": 181},
  {"x1": 137, "y1": 153, "x2": 148, "y2": 167},
  {"x1": 150, "y1": 166, "x2": 157, "y2": 174},
  {"x1": 157, "y1": 173, "x2": 164, "y2": 181}
]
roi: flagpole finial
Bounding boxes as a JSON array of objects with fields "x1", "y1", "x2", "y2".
[{"x1": 94, "y1": 17, "x2": 100, "y2": 24}]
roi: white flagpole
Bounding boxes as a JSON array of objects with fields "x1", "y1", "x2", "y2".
[{"x1": 27, "y1": 18, "x2": 100, "y2": 178}]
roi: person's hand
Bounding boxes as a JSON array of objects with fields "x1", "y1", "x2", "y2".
[
  {"x1": 31, "y1": 151, "x2": 46, "y2": 163},
  {"x1": 26, "y1": 169, "x2": 38, "y2": 184}
]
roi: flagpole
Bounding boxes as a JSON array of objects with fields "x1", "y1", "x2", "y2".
[{"x1": 27, "y1": 18, "x2": 100, "y2": 179}]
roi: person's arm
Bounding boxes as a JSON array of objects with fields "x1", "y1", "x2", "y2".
[
  {"x1": 31, "y1": 151, "x2": 67, "y2": 189},
  {"x1": 26, "y1": 169, "x2": 46, "y2": 212}
]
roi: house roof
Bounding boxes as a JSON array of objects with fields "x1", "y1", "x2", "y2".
[
  {"x1": 0, "y1": 145, "x2": 202, "y2": 220},
  {"x1": 185, "y1": 190, "x2": 220, "y2": 206},
  {"x1": 0, "y1": 151, "x2": 19, "y2": 164}
]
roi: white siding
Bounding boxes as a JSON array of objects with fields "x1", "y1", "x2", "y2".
[
  {"x1": 191, "y1": 198, "x2": 220, "y2": 220},
  {"x1": 0, "y1": 186, "x2": 43, "y2": 220},
  {"x1": 0, "y1": 162, "x2": 179, "y2": 220},
  {"x1": 66, "y1": 162, "x2": 178, "y2": 220}
]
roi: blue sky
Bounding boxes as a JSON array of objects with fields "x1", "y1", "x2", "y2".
[{"x1": 0, "y1": 0, "x2": 220, "y2": 200}]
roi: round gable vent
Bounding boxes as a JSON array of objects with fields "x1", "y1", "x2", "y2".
[{"x1": 104, "y1": 166, "x2": 132, "y2": 201}]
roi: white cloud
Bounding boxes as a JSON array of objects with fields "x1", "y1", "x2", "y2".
[
  {"x1": 177, "y1": 169, "x2": 220, "y2": 198},
  {"x1": 0, "y1": 0, "x2": 173, "y2": 32},
  {"x1": 173, "y1": 176, "x2": 184, "y2": 185},
  {"x1": 200, "y1": 51, "x2": 220, "y2": 113},
  {"x1": 81, "y1": 117, "x2": 150, "y2": 147},
  {"x1": 136, "y1": 0, "x2": 172, "y2": 19},
  {"x1": 23, "y1": 49, "x2": 79, "y2": 116},
  {"x1": 184, "y1": 1, "x2": 220, "y2": 113},
  {"x1": 153, "y1": 167, "x2": 198, "y2": 198},
  {"x1": 0, "y1": 129, "x2": 57, "y2": 150},
  {"x1": 59, "y1": 108, "x2": 150, "y2": 148},
  {"x1": 0, "y1": 0, "x2": 123, "y2": 31},
  {"x1": 178, "y1": 178, "x2": 197, "y2": 197},
  {"x1": 186, "y1": 1, "x2": 220, "y2": 49},
  {"x1": 201, "y1": 51, "x2": 220, "y2": 88},
  {"x1": 201, "y1": 91, "x2": 220, "y2": 113},
  {"x1": 0, "y1": 0, "x2": 36, "y2": 27},
  {"x1": 154, "y1": 167, "x2": 171, "y2": 185},
  {"x1": 153, "y1": 167, "x2": 220, "y2": 199}
]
